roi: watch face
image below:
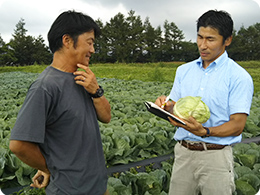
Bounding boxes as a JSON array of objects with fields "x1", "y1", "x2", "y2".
[
  {"x1": 97, "y1": 88, "x2": 104, "y2": 96},
  {"x1": 92, "y1": 86, "x2": 104, "y2": 98}
]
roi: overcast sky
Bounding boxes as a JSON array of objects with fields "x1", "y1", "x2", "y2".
[{"x1": 0, "y1": 0, "x2": 260, "y2": 44}]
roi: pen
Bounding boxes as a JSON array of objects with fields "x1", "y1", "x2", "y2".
[{"x1": 161, "y1": 95, "x2": 170, "y2": 108}]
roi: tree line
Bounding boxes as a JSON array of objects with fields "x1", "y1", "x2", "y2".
[
  {"x1": 0, "y1": 10, "x2": 260, "y2": 66},
  {"x1": 0, "y1": 18, "x2": 52, "y2": 66}
]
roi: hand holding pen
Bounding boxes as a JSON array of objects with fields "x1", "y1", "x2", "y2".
[{"x1": 161, "y1": 95, "x2": 170, "y2": 108}]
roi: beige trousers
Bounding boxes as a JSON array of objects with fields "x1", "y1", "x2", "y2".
[{"x1": 168, "y1": 142, "x2": 235, "y2": 195}]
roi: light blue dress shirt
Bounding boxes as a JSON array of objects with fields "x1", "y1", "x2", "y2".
[{"x1": 170, "y1": 51, "x2": 254, "y2": 145}]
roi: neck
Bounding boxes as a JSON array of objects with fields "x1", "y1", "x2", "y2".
[
  {"x1": 203, "y1": 62, "x2": 210, "y2": 69},
  {"x1": 51, "y1": 52, "x2": 77, "y2": 73}
]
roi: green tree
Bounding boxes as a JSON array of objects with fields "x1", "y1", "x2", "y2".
[
  {"x1": 7, "y1": 18, "x2": 52, "y2": 66},
  {"x1": 241, "y1": 24, "x2": 260, "y2": 60},
  {"x1": 143, "y1": 17, "x2": 163, "y2": 62},
  {"x1": 91, "y1": 19, "x2": 109, "y2": 63},
  {"x1": 0, "y1": 34, "x2": 5, "y2": 65},
  {"x1": 226, "y1": 31, "x2": 243, "y2": 61},
  {"x1": 253, "y1": 23, "x2": 260, "y2": 60},
  {"x1": 32, "y1": 35, "x2": 52, "y2": 64},
  {"x1": 125, "y1": 10, "x2": 144, "y2": 63},
  {"x1": 228, "y1": 23, "x2": 260, "y2": 61},
  {"x1": 8, "y1": 18, "x2": 35, "y2": 65},
  {"x1": 180, "y1": 41, "x2": 198, "y2": 62},
  {"x1": 104, "y1": 13, "x2": 130, "y2": 63},
  {"x1": 0, "y1": 34, "x2": 17, "y2": 66},
  {"x1": 162, "y1": 20, "x2": 185, "y2": 61},
  {"x1": 0, "y1": 34, "x2": 5, "y2": 50}
]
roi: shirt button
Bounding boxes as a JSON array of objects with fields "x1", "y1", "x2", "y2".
[
  {"x1": 205, "y1": 73, "x2": 208, "y2": 75},
  {"x1": 188, "y1": 133, "x2": 191, "y2": 136},
  {"x1": 201, "y1": 88, "x2": 204, "y2": 90}
]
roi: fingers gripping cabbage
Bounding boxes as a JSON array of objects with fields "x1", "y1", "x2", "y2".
[{"x1": 173, "y1": 96, "x2": 210, "y2": 123}]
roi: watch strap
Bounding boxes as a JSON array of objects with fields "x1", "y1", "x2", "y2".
[
  {"x1": 201, "y1": 127, "x2": 210, "y2": 138},
  {"x1": 90, "y1": 85, "x2": 104, "y2": 98}
]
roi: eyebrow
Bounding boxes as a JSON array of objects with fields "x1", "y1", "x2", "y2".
[
  {"x1": 86, "y1": 36, "x2": 95, "y2": 41},
  {"x1": 197, "y1": 33, "x2": 216, "y2": 39},
  {"x1": 90, "y1": 38, "x2": 95, "y2": 41}
]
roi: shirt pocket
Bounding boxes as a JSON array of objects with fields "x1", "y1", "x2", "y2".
[{"x1": 208, "y1": 86, "x2": 229, "y2": 116}]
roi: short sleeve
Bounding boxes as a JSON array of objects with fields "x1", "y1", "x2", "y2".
[
  {"x1": 229, "y1": 72, "x2": 254, "y2": 115},
  {"x1": 10, "y1": 86, "x2": 52, "y2": 143},
  {"x1": 169, "y1": 67, "x2": 182, "y2": 102}
]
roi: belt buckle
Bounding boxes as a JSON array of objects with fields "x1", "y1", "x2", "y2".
[
  {"x1": 201, "y1": 142, "x2": 208, "y2": 150},
  {"x1": 181, "y1": 140, "x2": 207, "y2": 151}
]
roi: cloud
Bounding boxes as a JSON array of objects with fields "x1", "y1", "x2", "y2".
[
  {"x1": 252, "y1": 0, "x2": 260, "y2": 7},
  {"x1": 88, "y1": 0, "x2": 260, "y2": 41},
  {"x1": 0, "y1": 0, "x2": 259, "y2": 43},
  {"x1": 0, "y1": 0, "x2": 129, "y2": 43}
]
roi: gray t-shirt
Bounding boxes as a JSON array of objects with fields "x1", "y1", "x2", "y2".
[{"x1": 11, "y1": 66, "x2": 107, "y2": 195}]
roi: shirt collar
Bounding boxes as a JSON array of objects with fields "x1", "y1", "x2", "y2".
[{"x1": 196, "y1": 51, "x2": 228, "y2": 70}]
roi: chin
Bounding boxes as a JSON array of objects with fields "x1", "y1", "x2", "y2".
[
  {"x1": 79, "y1": 61, "x2": 89, "y2": 66},
  {"x1": 201, "y1": 56, "x2": 210, "y2": 61},
  {"x1": 84, "y1": 60, "x2": 90, "y2": 66}
]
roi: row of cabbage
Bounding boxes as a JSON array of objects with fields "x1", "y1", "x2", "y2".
[{"x1": 1, "y1": 72, "x2": 260, "y2": 194}]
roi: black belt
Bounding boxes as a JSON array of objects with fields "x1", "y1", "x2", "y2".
[{"x1": 179, "y1": 140, "x2": 227, "y2": 151}]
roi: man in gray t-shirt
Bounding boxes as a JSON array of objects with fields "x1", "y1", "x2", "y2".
[{"x1": 9, "y1": 11, "x2": 111, "y2": 195}]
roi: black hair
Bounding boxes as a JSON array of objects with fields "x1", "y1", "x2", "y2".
[
  {"x1": 197, "y1": 10, "x2": 233, "y2": 42},
  {"x1": 48, "y1": 10, "x2": 101, "y2": 53}
]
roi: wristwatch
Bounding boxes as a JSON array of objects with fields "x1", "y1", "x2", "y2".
[
  {"x1": 201, "y1": 127, "x2": 210, "y2": 138},
  {"x1": 90, "y1": 85, "x2": 104, "y2": 98}
]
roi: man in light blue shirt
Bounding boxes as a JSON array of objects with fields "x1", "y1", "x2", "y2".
[
  {"x1": 155, "y1": 10, "x2": 253, "y2": 195},
  {"x1": 171, "y1": 50, "x2": 253, "y2": 145}
]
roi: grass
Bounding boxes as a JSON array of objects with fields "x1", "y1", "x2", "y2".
[
  {"x1": 238, "y1": 61, "x2": 260, "y2": 94},
  {"x1": 90, "y1": 63, "x2": 178, "y2": 82},
  {"x1": 0, "y1": 65, "x2": 47, "y2": 73},
  {"x1": 0, "y1": 61, "x2": 259, "y2": 92}
]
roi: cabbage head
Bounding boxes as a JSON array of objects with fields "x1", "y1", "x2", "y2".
[{"x1": 173, "y1": 96, "x2": 210, "y2": 124}]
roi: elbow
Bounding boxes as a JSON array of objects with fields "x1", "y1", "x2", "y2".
[
  {"x1": 107, "y1": 115, "x2": 112, "y2": 123},
  {"x1": 103, "y1": 113, "x2": 112, "y2": 124},
  {"x1": 98, "y1": 114, "x2": 111, "y2": 124},
  {"x1": 229, "y1": 114, "x2": 248, "y2": 137},
  {"x1": 101, "y1": 106, "x2": 112, "y2": 123},
  {"x1": 232, "y1": 125, "x2": 245, "y2": 136},
  {"x1": 97, "y1": 112, "x2": 111, "y2": 123},
  {"x1": 9, "y1": 140, "x2": 30, "y2": 156},
  {"x1": 9, "y1": 140, "x2": 21, "y2": 155},
  {"x1": 105, "y1": 104, "x2": 112, "y2": 123},
  {"x1": 236, "y1": 120, "x2": 247, "y2": 136},
  {"x1": 106, "y1": 108, "x2": 112, "y2": 123},
  {"x1": 235, "y1": 128, "x2": 244, "y2": 136}
]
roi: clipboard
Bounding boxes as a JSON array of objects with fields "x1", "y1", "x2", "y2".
[{"x1": 144, "y1": 101, "x2": 186, "y2": 125}]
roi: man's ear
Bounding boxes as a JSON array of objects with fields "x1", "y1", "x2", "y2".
[
  {"x1": 62, "y1": 34, "x2": 73, "y2": 49},
  {"x1": 225, "y1": 36, "x2": 232, "y2": 47}
]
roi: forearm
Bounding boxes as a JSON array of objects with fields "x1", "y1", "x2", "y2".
[
  {"x1": 207, "y1": 113, "x2": 247, "y2": 137},
  {"x1": 209, "y1": 117, "x2": 246, "y2": 137},
  {"x1": 9, "y1": 140, "x2": 49, "y2": 173},
  {"x1": 93, "y1": 96, "x2": 111, "y2": 123},
  {"x1": 169, "y1": 113, "x2": 247, "y2": 138}
]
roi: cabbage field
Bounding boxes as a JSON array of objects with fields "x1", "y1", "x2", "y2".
[{"x1": 1, "y1": 70, "x2": 260, "y2": 195}]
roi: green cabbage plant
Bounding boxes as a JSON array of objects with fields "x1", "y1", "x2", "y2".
[{"x1": 173, "y1": 96, "x2": 210, "y2": 124}]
